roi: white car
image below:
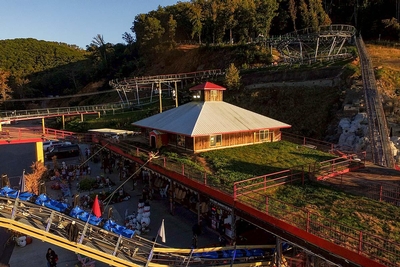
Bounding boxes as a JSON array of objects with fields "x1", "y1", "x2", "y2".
[{"x1": 42, "y1": 140, "x2": 66, "y2": 151}]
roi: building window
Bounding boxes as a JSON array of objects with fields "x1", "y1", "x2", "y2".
[
  {"x1": 210, "y1": 134, "x2": 222, "y2": 147},
  {"x1": 177, "y1": 135, "x2": 185, "y2": 147},
  {"x1": 259, "y1": 130, "x2": 269, "y2": 141}
]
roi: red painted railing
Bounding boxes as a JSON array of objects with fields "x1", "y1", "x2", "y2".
[
  {"x1": 44, "y1": 128, "x2": 76, "y2": 139},
  {"x1": 95, "y1": 142, "x2": 400, "y2": 267},
  {"x1": 321, "y1": 174, "x2": 400, "y2": 206},
  {"x1": 237, "y1": 191, "x2": 399, "y2": 267},
  {"x1": 95, "y1": 139, "x2": 400, "y2": 266},
  {"x1": 281, "y1": 132, "x2": 335, "y2": 152},
  {"x1": 233, "y1": 168, "x2": 306, "y2": 199},
  {"x1": 315, "y1": 157, "x2": 365, "y2": 180},
  {"x1": 11, "y1": 129, "x2": 396, "y2": 266}
]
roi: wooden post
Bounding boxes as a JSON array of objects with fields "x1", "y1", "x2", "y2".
[
  {"x1": 264, "y1": 176, "x2": 267, "y2": 192},
  {"x1": 42, "y1": 117, "x2": 45, "y2": 135},
  {"x1": 358, "y1": 231, "x2": 363, "y2": 255},
  {"x1": 62, "y1": 115, "x2": 65, "y2": 130}
]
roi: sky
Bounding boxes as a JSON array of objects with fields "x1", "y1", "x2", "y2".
[{"x1": 1, "y1": 0, "x2": 181, "y2": 49}]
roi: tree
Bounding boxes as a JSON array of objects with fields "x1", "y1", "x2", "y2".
[
  {"x1": 289, "y1": 0, "x2": 297, "y2": 31},
  {"x1": 13, "y1": 76, "x2": 30, "y2": 99},
  {"x1": 188, "y1": 2, "x2": 203, "y2": 43},
  {"x1": 24, "y1": 161, "x2": 47, "y2": 195},
  {"x1": 298, "y1": 0, "x2": 311, "y2": 29},
  {"x1": 236, "y1": 0, "x2": 257, "y2": 43},
  {"x1": 87, "y1": 34, "x2": 114, "y2": 71},
  {"x1": 0, "y1": 69, "x2": 12, "y2": 102},
  {"x1": 382, "y1": 17, "x2": 400, "y2": 40},
  {"x1": 255, "y1": 0, "x2": 279, "y2": 38},
  {"x1": 224, "y1": 0, "x2": 240, "y2": 44},
  {"x1": 132, "y1": 14, "x2": 165, "y2": 54},
  {"x1": 122, "y1": 32, "x2": 135, "y2": 45},
  {"x1": 167, "y1": 14, "x2": 178, "y2": 44},
  {"x1": 225, "y1": 63, "x2": 241, "y2": 90}
]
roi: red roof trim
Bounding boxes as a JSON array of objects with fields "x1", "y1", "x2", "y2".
[
  {"x1": 0, "y1": 138, "x2": 43, "y2": 145},
  {"x1": 189, "y1": 82, "x2": 226, "y2": 91}
]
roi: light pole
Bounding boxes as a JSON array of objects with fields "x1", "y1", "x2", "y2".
[
  {"x1": 174, "y1": 81, "x2": 178, "y2": 107},
  {"x1": 158, "y1": 81, "x2": 162, "y2": 113}
]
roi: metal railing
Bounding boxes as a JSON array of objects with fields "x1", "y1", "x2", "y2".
[
  {"x1": 355, "y1": 36, "x2": 395, "y2": 168},
  {"x1": 237, "y1": 192, "x2": 400, "y2": 267},
  {"x1": 99, "y1": 138, "x2": 400, "y2": 266},
  {"x1": 0, "y1": 103, "x2": 134, "y2": 122}
]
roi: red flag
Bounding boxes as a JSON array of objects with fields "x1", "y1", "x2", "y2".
[{"x1": 92, "y1": 195, "x2": 102, "y2": 218}]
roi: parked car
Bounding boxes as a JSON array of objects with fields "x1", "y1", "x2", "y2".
[
  {"x1": 43, "y1": 140, "x2": 72, "y2": 152},
  {"x1": 43, "y1": 140, "x2": 63, "y2": 151},
  {"x1": 46, "y1": 144, "x2": 80, "y2": 160}
]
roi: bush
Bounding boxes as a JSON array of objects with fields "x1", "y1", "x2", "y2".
[{"x1": 78, "y1": 178, "x2": 97, "y2": 191}]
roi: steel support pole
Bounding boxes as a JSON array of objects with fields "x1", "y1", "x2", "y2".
[{"x1": 159, "y1": 81, "x2": 162, "y2": 113}]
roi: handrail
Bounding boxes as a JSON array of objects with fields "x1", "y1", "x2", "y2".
[
  {"x1": 99, "y1": 139, "x2": 399, "y2": 266},
  {"x1": 0, "y1": 195, "x2": 277, "y2": 266}
]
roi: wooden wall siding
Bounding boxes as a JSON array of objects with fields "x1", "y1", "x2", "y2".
[
  {"x1": 193, "y1": 130, "x2": 282, "y2": 151},
  {"x1": 150, "y1": 130, "x2": 282, "y2": 152},
  {"x1": 204, "y1": 90, "x2": 223, "y2": 101},
  {"x1": 273, "y1": 129, "x2": 281, "y2": 141},
  {"x1": 194, "y1": 136, "x2": 209, "y2": 151}
]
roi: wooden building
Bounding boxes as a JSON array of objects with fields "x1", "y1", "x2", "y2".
[{"x1": 132, "y1": 82, "x2": 291, "y2": 152}]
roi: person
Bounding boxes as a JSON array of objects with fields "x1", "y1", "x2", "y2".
[
  {"x1": 46, "y1": 248, "x2": 58, "y2": 267},
  {"x1": 65, "y1": 221, "x2": 79, "y2": 242}
]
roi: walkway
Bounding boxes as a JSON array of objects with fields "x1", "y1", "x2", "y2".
[{"x1": 7, "y1": 143, "x2": 220, "y2": 267}]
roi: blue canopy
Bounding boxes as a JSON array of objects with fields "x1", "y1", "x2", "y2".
[
  {"x1": 0, "y1": 186, "x2": 18, "y2": 198},
  {"x1": 192, "y1": 251, "x2": 219, "y2": 259},
  {"x1": 70, "y1": 206, "x2": 85, "y2": 217},
  {"x1": 35, "y1": 193, "x2": 49, "y2": 205},
  {"x1": 103, "y1": 219, "x2": 134, "y2": 238},
  {"x1": 222, "y1": 249, "x2": 244, "y2": 258},
  {"x1": 35, "y1": 194, "x2": 68, "y2": 212},
  {"x1": 70, "y1": 206, "x2": 102, "y2": 226},
  {"x1": 19, "y1": 192, "x2": 34, "y2": 201}
]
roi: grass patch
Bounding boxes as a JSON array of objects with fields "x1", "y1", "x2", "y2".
[
  {"x1": 199, "y1": 141, "x2": 334, "y2": 184},
  {"x1": 260, "y1": 183, "x2": 400, "y2": 242}
]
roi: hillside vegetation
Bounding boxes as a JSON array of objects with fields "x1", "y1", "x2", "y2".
[{"x1": 1, "y1": 0, "x2": 398, "y2": 107}]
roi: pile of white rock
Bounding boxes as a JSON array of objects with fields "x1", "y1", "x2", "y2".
[
  {"x1": 390, "y1": 136, "x2": 400, "y2": 163},
  {"x1": 337, "y1": 113, "x2": 369, "y2": 152},
  {"x1": 336, "y1": 112, "x2": 400, "y2": 163}
]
